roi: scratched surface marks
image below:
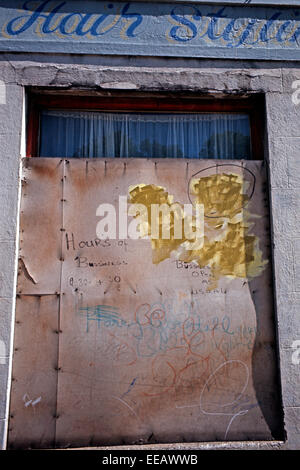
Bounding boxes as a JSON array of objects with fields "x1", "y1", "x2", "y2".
[
  {"x1": 9, "y1": 158, "x2": 283, "y2": 448},
  {"x1": 8, "y1": 295, "x2": 60, "y2": 449},
  {"x1": 17, "y1": 158, "x2": 64, "y2": 295},
  {"x1": 55, "y1": 159, "x2": 281, "y2": 446}
]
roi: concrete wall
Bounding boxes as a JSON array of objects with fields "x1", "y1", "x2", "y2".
[
  {"x1": 0, "y1": 64, "x2": 23, "y2": 448},
  {"x1": 0, "y1": 54, "x2": 299, "y2": 449}
]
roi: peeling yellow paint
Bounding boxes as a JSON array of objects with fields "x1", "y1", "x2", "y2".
[
  {"x1": 128, "y1": 173, "x2": 268, "y2": 285},
  {"x1": 128, "y1": 184, "x2": 197, "y2": 265},
  {"x1": 190, "y1": 173, "x2": 248, "y2": 220},
  {"x1": 188, "y1": 172, "x2": 267, "y2": 283}
]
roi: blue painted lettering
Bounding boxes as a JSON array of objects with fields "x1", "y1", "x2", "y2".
[
  {"x1": 169, "y1": 6, "x2": 201, "y2": 42},
  {"x1": 121, "y1": 3, "x2": 143, "y2": 38},
  {"x1": 206, "y1": 7, "x2": 227, "y2": 41},
  {"x1": 6, "y1": 0, "x2": 66, "y2": 35},
  {"x1": 259, "y1": 12, "x2": 282, "y2": 43}
]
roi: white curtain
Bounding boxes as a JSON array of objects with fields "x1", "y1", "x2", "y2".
[{"x1": 40, "y1": 110, "x2": 251, "y2": 159}]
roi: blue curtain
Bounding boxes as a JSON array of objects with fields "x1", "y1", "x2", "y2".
[{"x1": 40, "y1": 110, "x2": 251, "y2": 159}]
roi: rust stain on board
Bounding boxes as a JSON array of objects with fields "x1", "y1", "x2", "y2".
[{"x1": 24, "y1": 157, "x2": 63, "y2": 179}]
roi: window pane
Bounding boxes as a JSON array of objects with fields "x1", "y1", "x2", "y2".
[{"x1": 40, "y1": 110, "x2": 251, "y2": 159}]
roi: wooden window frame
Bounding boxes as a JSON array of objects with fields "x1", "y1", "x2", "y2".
[{"x1": 26, "y1": 92, "x2": 265, "y2": 160}]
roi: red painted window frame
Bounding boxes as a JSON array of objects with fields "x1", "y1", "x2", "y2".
[{"x1": 26, "y1": 93, "x2": 265, "y2": 159}]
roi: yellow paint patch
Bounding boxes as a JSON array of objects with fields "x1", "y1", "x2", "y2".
[
  {"x1": 190, "y1": 173, "x2": 248, "y2": 219},
  {"x1": 128, "y1": 173, "x2": 268, "y2": 285},
  {"x1": 128, "y1": 184, "x2": 199, "y2": 265},
  {"x1": 188, "y1": 173, "x2": 267, "y2": 282}
]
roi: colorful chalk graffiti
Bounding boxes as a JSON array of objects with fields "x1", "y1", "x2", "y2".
[{"x1": 76, "y1": 298, "x2": 259, "y2": 439}]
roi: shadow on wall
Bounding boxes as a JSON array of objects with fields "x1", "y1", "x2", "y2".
[
  {"x1": 186, "y1": 162, "x2": 285, "y2": 440},
  {"x1": 246, "y1": 162, "x2": 285, "y2": 440}
]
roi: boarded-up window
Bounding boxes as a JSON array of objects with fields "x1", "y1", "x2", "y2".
[{"x1": 8, "y1": 95, "x2": 283, "y2": 449}]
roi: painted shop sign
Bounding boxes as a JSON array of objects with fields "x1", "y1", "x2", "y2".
[{"x1": 1, "y1": 1, "x2": 300, "y2": 60}]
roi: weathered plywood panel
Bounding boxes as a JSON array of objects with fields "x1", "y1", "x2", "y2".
[
  {"x1": 53, "y1": 159, "x2": 282, "y2": 446},
  {"x1": 9, "y1": 158, "x2": 282, "y2": 448},
  {"x1": 17, "y1": 158, "x2": 64, "y2": 295},
  {"x1": 8, "y1": 295, "x2": 59, "y2": 449}
]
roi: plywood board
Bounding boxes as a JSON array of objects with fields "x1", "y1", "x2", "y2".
[
  {"x1": 8, "y1": 294, "x2": 59, "y2": 449},
  {"x1": 17, "y1": 158, "x2": 64, "y2": 295},
  {"x1": 55, "y1": 159, "x2": 282, "y2": 446},
  {"x1": 9, "y1": 158, "x2": 283, "y2": 448}
]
